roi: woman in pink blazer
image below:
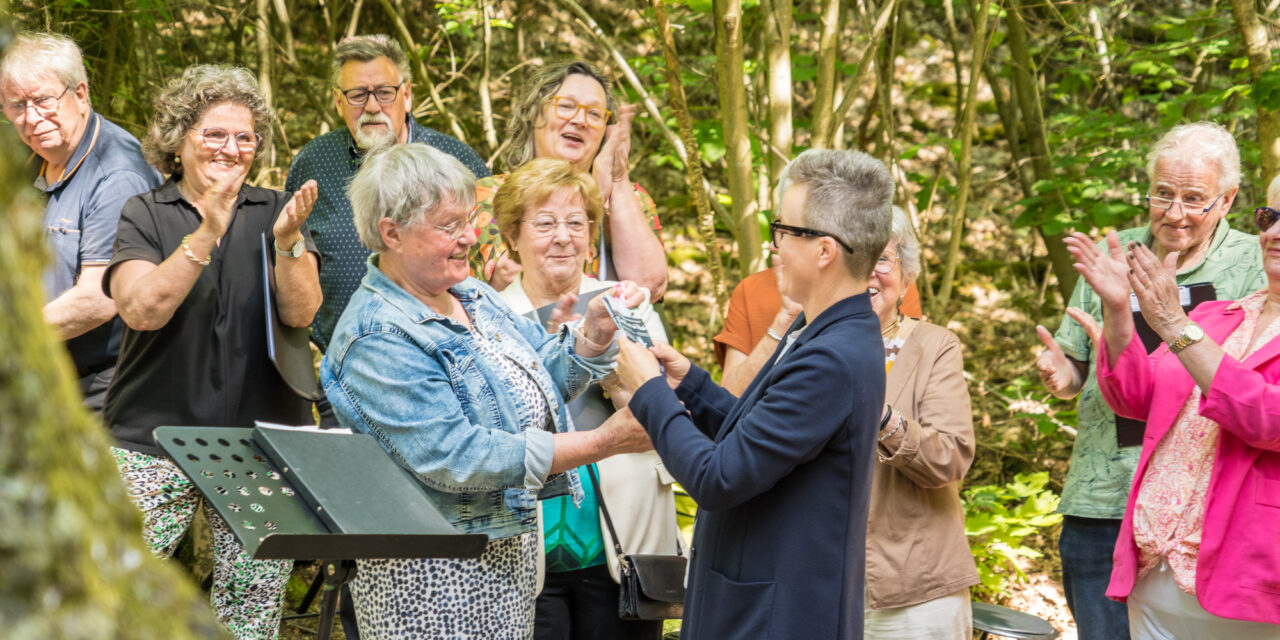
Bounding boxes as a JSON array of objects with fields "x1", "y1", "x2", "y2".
[{"x1": 1061, "y1": 206, "x2": 1280, "y2": 638}]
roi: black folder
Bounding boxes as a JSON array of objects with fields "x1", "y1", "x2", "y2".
[{"x1": 261, "y1": 233, "x2": 322, "y2": 401}]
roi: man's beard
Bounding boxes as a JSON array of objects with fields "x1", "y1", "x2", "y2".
[{"x1": 354, "y1": 112, "x2": 397, "y2": 149}]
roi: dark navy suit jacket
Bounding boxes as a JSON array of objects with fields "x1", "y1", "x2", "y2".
[{"x1": 630, "y1": 292, "x2": 884, "y2": 639}]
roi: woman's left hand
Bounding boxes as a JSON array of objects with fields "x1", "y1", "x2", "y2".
[
  {"x1": 1125, "y1": 241, "x2": 1188, "y2": 342},
  {"x1": 592, "y1": 104, "x2": 636, "y2": 204},
  {"x1": 273, "y1": 179, "x2": 318, "y2": 244},
  {"x1": 581, "y1": 280, "x2": 644, "y2": 345},
  {"x1": 615, "y1": 334, "x2": 663, "y2": 398}
]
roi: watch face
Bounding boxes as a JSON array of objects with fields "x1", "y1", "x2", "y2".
[{"x1": 1186, "y1": 323, "x2": 1205, "y2": 340}]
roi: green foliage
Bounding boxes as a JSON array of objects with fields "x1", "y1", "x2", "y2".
[{"x1": 964, "y1": 472, "x2": 1063, "y2": 600}]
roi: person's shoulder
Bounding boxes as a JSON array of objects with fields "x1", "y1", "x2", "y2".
[
  {"x1": 293, "y1": 129, "x2": 349, "y2": 162},
  {"x1": 737, "y1": 268, "x2": 779, "y2": 295},
  {"x1": 1219, "y1": 225, "x2": 1261, "y2": 250},
  {"x1": 909, "y1": 319, "x2": 961, "y2": 347},
  {"x1": 91, "y1": 116, "x2": 158, "y2": 179}
]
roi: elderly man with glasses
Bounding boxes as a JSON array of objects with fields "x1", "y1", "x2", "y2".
[
  {"x1": 1033, "y1": 121, "x2": 1264, "y2": 640},
  {"x1": 284, "y1": 34, "x2": 490, "y2": 421},
  {"x1": 0, "y1": 31, "x2": 161, "y2": 412}
]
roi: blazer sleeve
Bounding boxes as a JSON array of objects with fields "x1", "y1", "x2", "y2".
[
  {"x1": 878, "y1": 332, "x2": 975, "y2": 488},
  {"x1": 1095, "y1": 328, "x2": 1159, "y2": 421},
  {"x1": 630, "y1": 345, "x2": 858, "y2": 512},
  {"x1": 1198, "y1": 356, "x2": 1280, "y2": 451}
]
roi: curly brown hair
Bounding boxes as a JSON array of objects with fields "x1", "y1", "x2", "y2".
[
  {"x1": 497, "y1": 60, "x2": 618, "y2": 172},
  {"x1": 143, "y1": 65, "x2": 273, "y2": 177}
]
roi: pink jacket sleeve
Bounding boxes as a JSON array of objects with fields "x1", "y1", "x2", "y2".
[
  {"x1": 1199, "y1": 357, "x2": 1280, "y2": 451},
  {"x1": 1095, "y1": 330, "x2": 1160, "y2": 422}
]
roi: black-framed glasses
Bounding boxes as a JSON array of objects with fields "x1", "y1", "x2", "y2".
[
  {"x1": 338, "y1": 82, "x2": 404, "y2": 107},
  {"x1": 3, "y1": 85, "x2": 70, "y2": 120},
  {"x1": 1145, "y1": 192, "x2": 1223, "y2": 216},
  {"x1": 1256, "y1": 206, "x2": 1280, "y2": 233},
  {"x1": 434, "y1": 204, "x2": 482, "y2": 241},
  {"x1": 193, "y1": 128, "x2": 263, "y2": 153},
  {"x1": 769, "y1": 220, "x2": 855, "y2": 253},
  {"x1": 547, "y1": 96, "x2": 611, "y2": 129}
]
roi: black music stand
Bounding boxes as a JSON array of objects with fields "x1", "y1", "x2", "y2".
[{"x1": 157, "y1": 425, "x2": 488, "y2": 640}]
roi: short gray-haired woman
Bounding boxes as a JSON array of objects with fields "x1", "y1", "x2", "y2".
[
  {"x1": 470, "y1": 60, "x2": 667, "y2": 298},
  {"x1": 103, "y1": 64, "x2": 321, "y2": 640},
  {"x1": 320, "y1": 143, "x2": 654, "y2": 639},
  {"x1": 862, "y1": 207, "x2": 979, "y2": 639}
]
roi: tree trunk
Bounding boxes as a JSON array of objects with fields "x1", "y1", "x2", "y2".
[
  {"x1": 255, "y1": 0, "x2": 277, "y2": 169},
  {"x1": 479, "y1": 0, "x2": 499, "y2": 154},
  {"x1": 0, "y1": 34, "x2": 227, "y2": 639},
  {"x1": 810, "y1": 0, "x2": 841, "y2": 149},
  {"x1": 761, "y1": 0, "x2": 793, "y2": 190},
  {"x1": 934, "y1": 0, "x2": 993, "y2": 315},
  {"x1": 1230, "y1": 0, "x2": 1280, "y2": 185},
  {"x1": 1006, "y1": 0, "x2": 1076, "y2": 301},
  {"x1": 652, "y1": 0, "x2": 729, "y2": 319},
  {"x1": 715, "y1": 0, "x2": 763, "y2": 277}
]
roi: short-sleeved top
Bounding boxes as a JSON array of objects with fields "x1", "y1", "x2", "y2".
[
  {"x1": 102, "y1": 181, "x2": 317, "y2": 456},
  {"x1": 469, "y1": 173, "x2": 663, "y2": 283},
  {"x1": 713, "y1": 267, "x2": 924, "y2": 367},
  {"x1": 285, "y1": 116, "x2": 491, "y2": 351},
  {"x1": 34, "y1": 110, "x2": 162, "y2": 376},
  {"x1": 1053, "y1": 219, "x2": 1264, "y2": 518}
]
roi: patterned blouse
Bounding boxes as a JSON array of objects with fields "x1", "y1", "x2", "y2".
[
  {"x1": 1133, "y1": 290, "x2": 1280, "y2": 593},
  {"x1": 468, "y1": 173, "x2": 663, "y2": 283}
]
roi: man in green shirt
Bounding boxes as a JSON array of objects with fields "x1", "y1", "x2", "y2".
[{"x1": 1035, "y1": 122, "x2": 1265, "y2": 640}]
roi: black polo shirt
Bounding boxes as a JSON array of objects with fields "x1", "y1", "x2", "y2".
[{"x1": 102, "y1": 180, "x2": 315, "y2": 455}]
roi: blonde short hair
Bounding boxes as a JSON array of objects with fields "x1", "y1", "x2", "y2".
[{"x1": 492, "y1": 158, "x2": 603, "y2": 264}]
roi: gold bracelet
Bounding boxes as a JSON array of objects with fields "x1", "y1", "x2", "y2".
[{"x1": 181, "y1": 234, "x2": 211, "y2": 266}]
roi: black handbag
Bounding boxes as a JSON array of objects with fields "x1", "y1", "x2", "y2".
[{"x1": 587, "y1": 465, "x2": 686, "y2": 620}]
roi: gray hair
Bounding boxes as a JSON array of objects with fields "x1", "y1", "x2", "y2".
[
  {"x1": 0, "y1": 31, "x2": 89, "y2": 98},
  {"x1": 1146, "y1": 122, "x2": 1241, "y2": 194},
  {"x1": 888, "y1": 206, "x2": 921, "y2": 283},
  {"x1": 498, "y1": 60, "x2": 618, "y2": 172},
  {"x1": 331, "y1": 35, "x2": 410, "y2": 88},
  {"x1": 776, "y1": 149, "x2": 894, "y2": 278},
  {"x1": 144, "y1": 65, "x2": 273, "y2": 177},
  {"x1": 348, "y1": 143, "x2": 478, "y2": 252}
]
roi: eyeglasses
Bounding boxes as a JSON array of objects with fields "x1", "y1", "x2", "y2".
[
  {"x1": 548, "y1": 96, "x2": 611, "y2": 129},
  {"x1": 3, "y1": 85, "x2": 69, "y2": 120},
  {"x1": 339, "y1": 83, "x2": 404, "y2": 107},
  {"x1": 1256, "y1": 206, "x2": 1280, "y2": 232},
  {"x1": 873, "y1": 253, "x2": 899, "y2": 275},
  {"x1": 194, "y1": 128, "x2": 263, "y2": 153},
  {"x1": 1145, "y1": 192, "x2": 1223, "y2": 216},
  {"x1": 434, "y1": 204, "x2": 481, "y2": 240},
  {"x1": 769, "y1": 220, "x2": 855, "y2": 253},
  {"x1": 524, "y1": 214, "x2": 592, "y2": 238}
]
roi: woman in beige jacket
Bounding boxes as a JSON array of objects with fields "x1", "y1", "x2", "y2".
[{"x1": 717, "y1": 206, "x2": 979, "y2": 639}]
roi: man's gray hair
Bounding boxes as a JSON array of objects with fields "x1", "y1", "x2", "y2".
[
  {"x1": 0, "y1": 31, "x2": 89, "y2": 97},
  {"x1": 776, "y1": 149, "x2": 894, "y2": 279},
  {"x1": 331, "y1": 35, "x2": 410, "y2": 87},
  {"x1": 889, "y1": 206, "x2": 922, "y2": 283},
  {"x1": 1147, "y1": 122, "x2": 1241, "y2": 194},
  {"x1": 348, "y1": 143, "x2": 477, "y2": 252}
]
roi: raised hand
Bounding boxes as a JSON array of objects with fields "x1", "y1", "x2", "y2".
[
  {"x1": 1125, "y1": 241, "x2": 1187, "y2": 343},
  {"x1": 614, "y1": 334, "x2": 663, "y2": 397},
  {"x1": 592, "y1": 104, "x2": 637, "y2": 204},
  {"x1": 273, "y1": 179, "x2": 318, "y2": 244},
  {"x1": 196, "y1": 165, "x2": 249, "y2": 238},
  {"x1": 547, "y1": 291, "x2": 582, "y2": 332},
  {"x1": 649, "y1": 341, "x2": 690, "y2": 390},
  {"x1": 1035, "y1": 324, "x2": 1081, "y2": 397},
  {"x1": 1063, "y1": 231, "x2": 1131, "y2": 313}
]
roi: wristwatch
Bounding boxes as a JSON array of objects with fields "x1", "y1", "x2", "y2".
[
  {"x1": 274, "y1": 237, "x2": 305, "y2": 259},
  {"x1": 1168, "y1": 321, "x2": 1205, "y2": 354}
]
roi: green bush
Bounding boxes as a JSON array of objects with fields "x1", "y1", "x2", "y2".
[{"x1": 964, "y1": 472, "x2": 1063, "y2": 600}]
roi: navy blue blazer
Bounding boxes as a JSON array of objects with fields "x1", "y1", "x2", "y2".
[{"x1": 630, "y1": 292, "x2": 884, "y2": 639}]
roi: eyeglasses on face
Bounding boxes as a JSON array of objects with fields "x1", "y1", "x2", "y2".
[
  {"x1": 3, "y1": 85, "x2": 70, "y2": 120},
  {"x1": 769, "y1": 220, "x2": 855, "y2": 253},
  {"x1": 524, "y1": 215, "x2": 592, "y2": 238},
  {"x1": 1145, "y1": 192, "x2": 1222, "y2": 217},
  {"x1": 1255, "y1": 206, "x2": 1280, "y2": 233},
  {"x1": 339, "y1": 82, "x2": 404, "y2": 107},
  {"x1": 194, "y1": 128, "x2": 263, "y2": 153},
  {"x1": 874, "y1": 253, "x2": 900, "y2": 275},
  {"x1": 434, "y1": 204, "x2": 481, "y2": 240},
  {"x1": 547, "y1": 96, "x2": 611, "y2": 129}
]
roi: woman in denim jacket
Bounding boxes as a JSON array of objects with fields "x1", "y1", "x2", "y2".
[{"x1": 319, "y1": 143, "x2": 653, "y2": 640}]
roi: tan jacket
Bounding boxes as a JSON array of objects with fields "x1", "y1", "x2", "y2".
[{"x1": 866, "y1": 319, "x2": 980, "y2": 610}]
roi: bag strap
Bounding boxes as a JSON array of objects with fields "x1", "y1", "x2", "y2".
[{"x1": 586, "y1": 463, "x2": 684, "y2": 559}]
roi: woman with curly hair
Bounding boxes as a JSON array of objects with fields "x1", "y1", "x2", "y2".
[{"x1": 102, "y1": 64, "x2": 321, "y2": 640}]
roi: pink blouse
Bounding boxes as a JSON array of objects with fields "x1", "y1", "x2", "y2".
[{"x1": 1132, "y1": 291, "x2": 1280, "y2": 593}]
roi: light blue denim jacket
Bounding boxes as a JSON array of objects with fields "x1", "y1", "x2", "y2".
[{"x1": 320, "y1": 256, "x2": 615, "y2": 539}]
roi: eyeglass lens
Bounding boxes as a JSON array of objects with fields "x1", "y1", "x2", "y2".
[
  {"x1": 199, "y1": 128, "x2": 261, "y2": 151},
  {"x1": 551, "y1": 97, "x2": 609, "y2": 128},
  {"x1": 3, "y1": 86, "x2": 68, "y2": 118},
  {"x1": 342, "y1": 84, "x2": 401, "y2": 106}
]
